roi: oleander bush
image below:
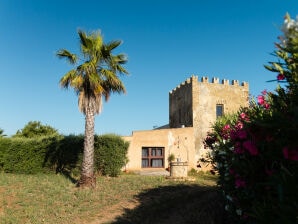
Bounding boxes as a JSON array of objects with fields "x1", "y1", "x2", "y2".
[{"x1": 203, "y1": 14, "x2": 298, "y2": 223}]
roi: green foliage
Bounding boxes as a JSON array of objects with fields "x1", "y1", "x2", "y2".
[
  {"x1": 57, "y1": 30, "x2": 129, "y2": 115},
  {"x1": 0, "y1": 138, "x2": 10, "y2": 169},
  {"x1": 0, "y1": 136, "x2": 56, "y2": 174},
  {"x1": 203, "y1": 14, "x2": 298, "y2": 224},
  {"x1": 43, "y1": 135, "x2": 83, "y2": 177},
  {"x1": 0, "y1": 128, "x2": 6, "y2": 137},
  {"x1": 13, "y1": 121, "x2": 59, "y2": 138},
  {"x1": 0, "y1": 134, "x2": 128, "y2": 177},
  {"x1": 94, "y1": 134, "x2": 129, "y2": 177},
  {"x1": 167, "y1": 153, "x2": 175, "y2": 163}
]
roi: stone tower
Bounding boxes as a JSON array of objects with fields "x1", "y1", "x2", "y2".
[{"x1": 169, "y1": 75, "x2": 249, "y2": 160}]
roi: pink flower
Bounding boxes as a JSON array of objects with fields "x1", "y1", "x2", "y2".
[
  {"x1": 239, "y1": 113, "x2": 249, "y2": 122},
  {"x1": 236, "y1": 121, "x2": 244, "y2": 130},
  {"x1": 264, "y1": 103, "x2": 270, "y2": 109},
  {"x1": 257, "y1": 95, "x2": 265, "y2": 105},
  {"x1": 283, "y1": 147, "x2": 298, "y2": 161},
  {"x1": 223, "y1": 124, "x2": 230, "y2": 131},
  {"x1": 277, "y1": 73, "x2": 285, "y2": 80},
  {"x1": 243, "y1": 140, "x2": 259, "y2": 156},
  {"x1": 261, "y1": 89, "x2": 267, "y2": 95},
  {"x1": 235, "y1": 178, "x2": 246, "y2": 188}
]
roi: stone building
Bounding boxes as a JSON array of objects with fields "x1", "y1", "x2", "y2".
[{"x1": 123, "y1": 75, "x2": 249, "y2": 171}]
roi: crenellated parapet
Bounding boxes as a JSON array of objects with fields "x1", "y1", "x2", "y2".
[
  {"x1": 169, "y1": 75, "x2": 249, "y2": 95},
  {"x1": 169, "y1": 74, "x2": 198, "y2": 95}
]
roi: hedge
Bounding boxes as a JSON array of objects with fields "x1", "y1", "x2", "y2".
[{"x1": 0, "y1": 134, "x2": 129, "y2": 177}]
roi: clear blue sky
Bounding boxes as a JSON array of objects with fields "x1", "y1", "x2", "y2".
[{"x1": 1, "y1": 0, "x2": 298, "y2": 136}]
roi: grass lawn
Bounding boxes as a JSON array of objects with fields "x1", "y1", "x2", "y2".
[{"x1": 0, "y1": 172, "x2": 225, "y2": 224}]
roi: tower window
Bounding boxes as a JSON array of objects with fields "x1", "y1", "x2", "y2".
[{"x1": 216, "y1": 104, "x2": 224, "y2": 118}]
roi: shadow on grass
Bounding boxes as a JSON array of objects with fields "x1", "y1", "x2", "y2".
[{"x1": 112, "y1": 184, "x2": 226, "y2": 224}]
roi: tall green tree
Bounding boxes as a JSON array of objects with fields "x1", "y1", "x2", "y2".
[
  {"x1": 13, "y1": 121, "x2": 58, "y2": 138},
  {"x1": 57, "y1": 30, "x2": 128, "y2": 188}
]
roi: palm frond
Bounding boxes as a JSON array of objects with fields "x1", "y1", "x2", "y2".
[
  {"x1": 59, "y1": 70, "x2": 77, "y2": 88},
  {"x1": 79, "y1": 30, "x2": 103, "y2": 59},
  {"x1": 58, "y1": 29, "x2": 128, "y2": 115},
  {"x1": 90, "y1": 30, "x2": 103, "y2": 52},
  {"x1": 71, "y1": 75, "x2": 84, "y2": 90},
  {"x1": 108, "y1": 55, "x2": 129, "y2": 74},
  {"x1": 105, "y1": 40, "x2": 122, "y2": 51},
  {"x1": 115, "y1": 54, "x2": 128, "y2": 63},
  {"x1": 78, "y1": 30, "x2": 90, "y2": 48},
  {"x1": 100, "y1": 69, "x2": 126, "y2": 98},
  {"x1": 116, "y1": 65, "x2": 129, "y2": 75},
  {"x1": 77, "y1": 61, "x2": 96, "y2": 77},
  {"x1": 78, "y1": 30, "x2": 93, "y2": 57},
  {"x1": 56, "y1": 49, "x2": 78, "y2": 64}
]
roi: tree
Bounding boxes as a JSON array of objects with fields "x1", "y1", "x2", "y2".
[
  {"x1": 0, "y1": 128, "x2": 6, "y2": 137},
  {"x1": 13, "y1": 121, "x2": 58, "y2": 138},
  {"x1": 57, "y1": 30, "x2": 128, "y2": 188}
]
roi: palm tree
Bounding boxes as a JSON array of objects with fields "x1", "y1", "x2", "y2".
[{"x1": 57, "y1": 30, "x2": 128, "y2": 188}]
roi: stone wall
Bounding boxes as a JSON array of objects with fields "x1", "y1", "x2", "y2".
[
  {"x1": 122, "y1": 127, "x2": 195, "y2": 171},
  {"x1": 169, "y1": 75, "x2": 249, "y2": 168},
  {"x1": 195, "y1": 76, "x2": 249, "y2": 162},
  {"x1": 169, "y1": 77, "x2": 193, "y2": 128}
]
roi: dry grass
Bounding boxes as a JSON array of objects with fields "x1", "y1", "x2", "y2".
[{"x1": 0, "y1": 172, "x2": 224, "y2": 224}]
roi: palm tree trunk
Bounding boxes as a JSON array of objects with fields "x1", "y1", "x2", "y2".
[{"x1": 78, "y1": 104, "x2": 96, "y2": 188}]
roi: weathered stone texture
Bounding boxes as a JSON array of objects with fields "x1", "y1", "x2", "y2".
[{"x1": 169, "y1": 75, "x2": 249, "y2": 168}]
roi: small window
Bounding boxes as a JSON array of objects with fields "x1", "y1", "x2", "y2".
[{"x1": 216, "y1": 104, "x2": 224, "y2": 118}]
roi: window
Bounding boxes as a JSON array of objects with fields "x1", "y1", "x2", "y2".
[
  {"x1": 141, "y1": 147, "x2": 164, "y2": 168},
  {"x1": 216, "y1": 104, "x2": 224, "y2": 118}
]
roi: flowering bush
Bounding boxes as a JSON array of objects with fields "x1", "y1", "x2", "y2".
[{"x1": 203, "y1": 14, "x2": 298, "y2": 223}]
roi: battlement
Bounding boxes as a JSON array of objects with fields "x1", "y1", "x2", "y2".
[
  {"x1": 169, "y1": 75, "x2": 249, "y2": 95},
  {"x1": 169, "y1": 75, "x2": 198, "y2": 94}
]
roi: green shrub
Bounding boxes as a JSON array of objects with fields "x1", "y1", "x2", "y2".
[
  {"x1": 0, "y1": 138, "x2": 11, "y2": 170},
  {"x1": 43, "y1": 135, "x2": 83, "y2": 176},
  {"x1": 0, "y1": 134, "x2": 129, "y2": 177},
  {"x1": 94, "y1": 134, "x2": 129, "y2": 177},
  {"x1": 0, "y1": 136, "x2": 57, "y2": 174}
]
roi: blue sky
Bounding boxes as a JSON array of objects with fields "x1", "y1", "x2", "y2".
[{"x1": 1, "y1": 0, "x2": 298, "y2": 136}]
